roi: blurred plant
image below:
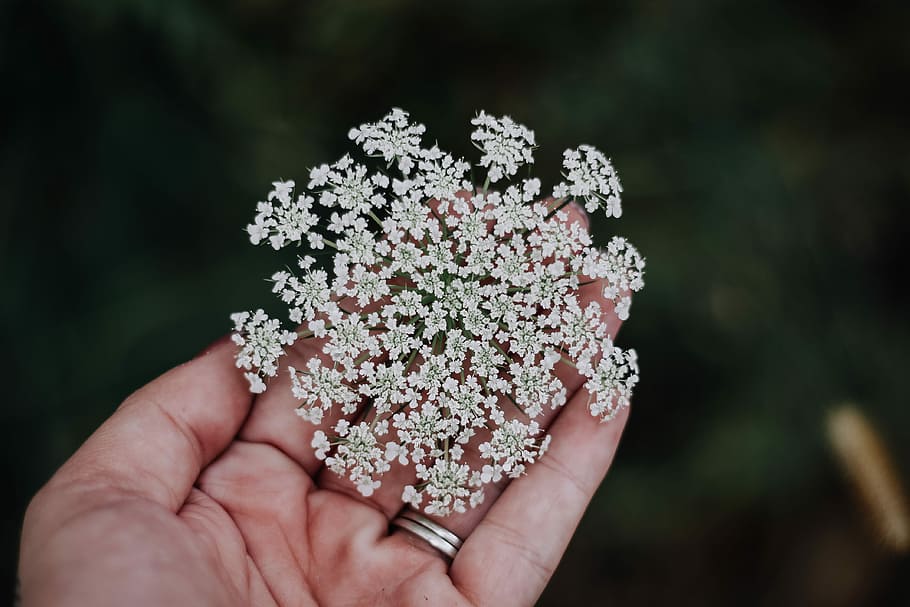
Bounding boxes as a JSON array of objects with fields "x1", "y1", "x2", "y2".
[{"x1": 828, "y1": 404, "x2": 910, "y2": 552}]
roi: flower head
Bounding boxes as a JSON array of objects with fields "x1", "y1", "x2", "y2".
[
  {"x1": 470, "y1": 111, "x2": 536, "y2": 183},
  {"x1": 553, "y1": 145, "x2": 623, "y2": 217},
  {"x1": 348, "y1": 108, "x2": 426, "y2": 176},
  {"x1": 231, "y1": 109, "x2": 645, "y2": 515},
  {"x1": 230, "y1": 309, "x2": 297, "y2": 392}
]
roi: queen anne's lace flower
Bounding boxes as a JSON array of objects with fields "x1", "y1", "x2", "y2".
[
  {"x1": 230, "y1": 309, "x2": 297, "y2": 393},
  {"x1": 348, "y1": 108, "x2": 426, "y2": 176},
  {"x1": 553, "y1": 145, "x2": 624, "y2": 217},
  {"x1": 470, "y1": 111, "x2": 536, "y2": 183},
  {"x1": 231, "y1": 109, "x2": 645, "y2": 515},
  {"x1": 247, "y1": 181, "x2": 320, "y2": 250}
]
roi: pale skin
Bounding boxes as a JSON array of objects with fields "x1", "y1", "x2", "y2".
[{"x1": 18, "y1": 206, "x2": 630, "y2": 607}]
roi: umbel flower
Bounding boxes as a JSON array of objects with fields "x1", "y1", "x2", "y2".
[{"x1": 232, "y1": 108, "x2": 645, "y2": 515}]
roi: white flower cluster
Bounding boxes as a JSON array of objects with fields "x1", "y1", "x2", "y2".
[
  {"x1": 553, "y1": 145, "x2": 624, "y2": 217},
  {"x1": 470, "y1": 110, "x2": 536, "y2": 183},
  {"x1": 349, "y1": 107, "x2": 426, "y2": 176},
  {"x1": 232, "y1": 108, "x2": 645, "y2": 515},
  {"x1": 231, "y1": 309, "x2": 298, "y2": 393}
]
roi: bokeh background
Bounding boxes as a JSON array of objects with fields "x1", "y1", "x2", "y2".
[{"x1": 3, "y1": 0, "x2": 909, "y2": 604}]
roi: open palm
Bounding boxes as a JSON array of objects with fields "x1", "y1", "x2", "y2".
[{"x1": 20, "y1": 279, "x2": 628, "y2": 606}]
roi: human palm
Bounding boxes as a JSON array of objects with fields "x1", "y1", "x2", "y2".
[{"x1": 20, "y1": 265, "x2": 629, "y2": 606}]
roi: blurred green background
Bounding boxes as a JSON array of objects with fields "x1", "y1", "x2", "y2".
[{"x1": 3, "y1": 0, "x2": 909, "y2": 604}]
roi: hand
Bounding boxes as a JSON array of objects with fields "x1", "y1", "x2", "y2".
[{"x1": 19, "y1": 263, "x2": 629, "y2": 607}]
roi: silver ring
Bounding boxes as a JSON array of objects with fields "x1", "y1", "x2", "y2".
[
  {"x1": 399, "y1": 511, "x2": 464, "y2": 549},
  {"x1": 391, "y1": 511, "x2": 463, "y2": 560}
]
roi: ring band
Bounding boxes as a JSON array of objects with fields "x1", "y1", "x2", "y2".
[
  {"x1": 391, "y1": 511, "x2": 463, "y2": 560},
  {"x1": 398, "y1": 511, "x2": 464, "y2": 549}
]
